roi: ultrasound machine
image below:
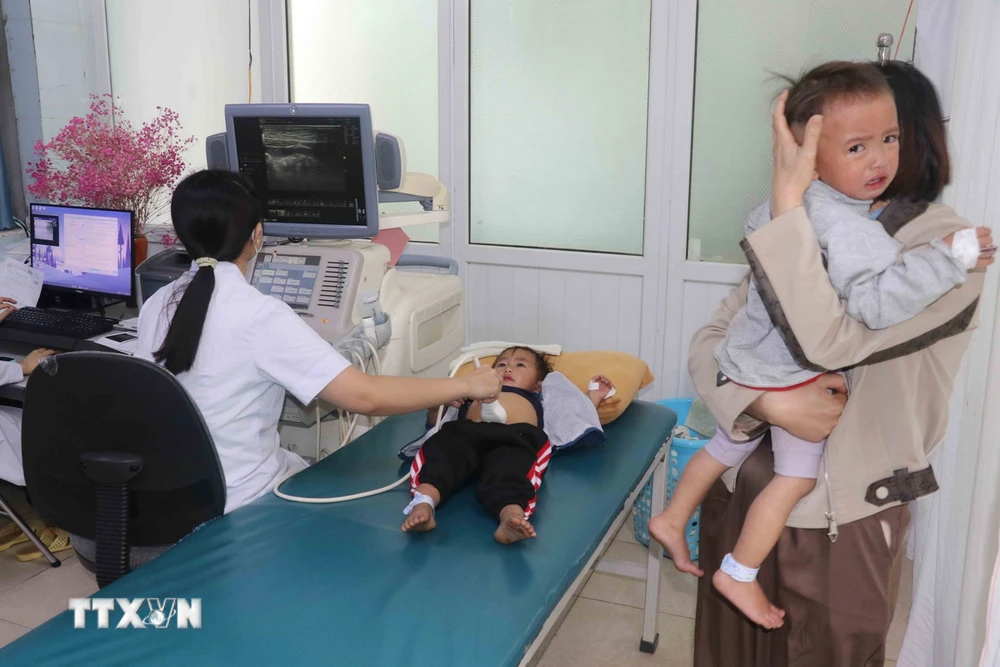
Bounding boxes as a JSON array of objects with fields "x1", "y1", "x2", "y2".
[{"x1": 137, "y1": 103, "x2": 463, "y2": 457}]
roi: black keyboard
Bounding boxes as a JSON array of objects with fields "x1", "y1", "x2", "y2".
[{"x1": 2, "y1": 308, "x2": 117, "y2": 340}]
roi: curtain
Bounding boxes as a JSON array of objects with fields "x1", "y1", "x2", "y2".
[
  {"x1": 900, "y1": 1, "x2": 1000, "y2": 665},
  {"x1": 914, "y1": 0, "x2": 961, "y2": 117},
  {"x1": 0, "y1": 136, "x2": 15, "y2": 230},
  {"x1": 983, "y1": 540, "x2": 1000, "y2": 665}
]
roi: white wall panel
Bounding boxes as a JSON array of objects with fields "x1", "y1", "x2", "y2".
[
  {"x1": 465, "y1": 264, "x2": 649, "y2": 358},
  {"x1": 676, "y1": 277, "x2": 743, "y2": 399},
  {"x1": 590, "y1": 277, "x2": 621, "y2": 351},
  {"x1": 511, "y1": 269, "x2": 540, "y2": 342},
  {"x1": 466, "y1": 263, "x2": 490, "y2": 344},
  {"x1": 562, "y1": 272, "x2": 594, "y2": 353},
  {"x1": 617, "y1": 275, "x2": 644, "y2": 356},
  {"x1": 536, "y1": 269, "x2": 568, "y2": 345}
]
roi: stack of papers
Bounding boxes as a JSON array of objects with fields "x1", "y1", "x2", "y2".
[{"x1": 0, "y1": 258, "x2": 43, "y2": 308}]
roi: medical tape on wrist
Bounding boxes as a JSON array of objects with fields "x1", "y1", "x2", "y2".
[
  {"x1": 588, "y1": 381, "x2": 617, "y2": 399},
  {"x1": 720, "y1": 553, "x2": 759, "y2": 583},
  {"x1": 403, "y1": 491, "x2": 436, "y2": 516},
  {"x1": 950, "y1": 227, "x2": 980, "y2": 270}
]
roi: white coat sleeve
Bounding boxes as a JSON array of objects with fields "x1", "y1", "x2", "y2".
[
  {"x1": 0, "y1": 360, "x2": 23, "y2": 386},
  {"x1": 252, "y1": 301, "x2": 352, "y2": 405}
]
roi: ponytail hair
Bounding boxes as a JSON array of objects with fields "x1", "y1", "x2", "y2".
[{"x1": 154, "y1": 170, "x2": 261, "y2": 374}]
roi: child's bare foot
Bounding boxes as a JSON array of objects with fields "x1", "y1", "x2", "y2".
[
  {"x1": 401, "y1": 503, "x2": 437, "y2": 533},
  {"x1": 494, "y1": 505, "x2": 536, "y2": 544},
  {"x1": 712, "y1": 569, "x2": 785, "y2": 629},
  {"x1": 649, "y1": 513, "x2": 704, "y2": 576}
]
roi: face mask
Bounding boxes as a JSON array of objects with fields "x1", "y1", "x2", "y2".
[{"x1": 244, "y1": 234, "x2": 263, "y2": 281}]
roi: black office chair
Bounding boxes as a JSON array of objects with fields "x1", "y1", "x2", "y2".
[{"x1": 21, "y1": 352, "x2": 225, "y2": 588}]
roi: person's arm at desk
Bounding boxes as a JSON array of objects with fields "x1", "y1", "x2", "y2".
[
  {"x1": 0, "y1": 349, "x2": 57, "y2": 386},
  {"x1": 17, "y1": 349, "x2": 56, "y2": 378},
  {"x1": 0, "y1": 298, "x2": 56, "y2": 384}
]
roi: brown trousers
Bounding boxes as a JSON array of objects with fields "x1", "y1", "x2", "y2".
[{"x1": 694, "y1": 438, "x2": 910, "y2": 667}]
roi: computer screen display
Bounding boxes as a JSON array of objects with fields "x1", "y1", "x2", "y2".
[
  {"x1": 29, "y1": 204, "x2": 134, "y2": 298},
  {"x1": 225, "y1": 103, "x2": 379, "y2": 239}
]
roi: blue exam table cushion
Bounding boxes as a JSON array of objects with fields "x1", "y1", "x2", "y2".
[{"x1": 1, "y1": 401, "x2": 677, "y2": 667}]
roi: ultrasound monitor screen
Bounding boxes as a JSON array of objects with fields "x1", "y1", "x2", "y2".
[
  {"x1": 231, "y1": 114, "x2": 373, "y2": 234},
  {"x1": 262, "y1": 125, "x2": 347, "y2": 193}
]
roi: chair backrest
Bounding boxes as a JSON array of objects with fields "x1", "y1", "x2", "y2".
[{"x1": 22, "y1": 352, "x2": 225, "y2": 546}]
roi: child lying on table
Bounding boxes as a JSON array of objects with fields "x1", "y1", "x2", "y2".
[{"x1": 402, "y1": 346, "x2": 614, "y2": 544}]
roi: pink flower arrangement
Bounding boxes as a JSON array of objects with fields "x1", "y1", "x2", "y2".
[{"x1": 26, "y1": 95, "x2": 195, "y2": 237}]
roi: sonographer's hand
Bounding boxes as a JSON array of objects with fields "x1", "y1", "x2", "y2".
[
  {"x1": 463, "y1": 366, "x2": 503, "y2": 402},
  {"x1": 0, "y1": 297, "x2": 17, "y2": 323},
  {"x1": 19, "y1": 349, "x2": 56, "y2": 376}
]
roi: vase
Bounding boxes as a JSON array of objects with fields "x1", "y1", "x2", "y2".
[
  {"x1": 134, "y1": 234, "x2": 149, "y2": 268},
  {"x1": 128, "y1": 234, "x2": 149, "y2": 307}
]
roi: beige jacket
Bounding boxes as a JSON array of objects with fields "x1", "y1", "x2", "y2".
[{"x1": 689, "y1": 201, "x2": 984, "y2": 532}]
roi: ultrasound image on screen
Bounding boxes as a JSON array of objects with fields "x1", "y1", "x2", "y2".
[
  {"x1": 262, "y1": 125, "x2": 347, "y2": 192},
  {"x1": 32, "y1": 215, "x2": 59, "y2": 245}
]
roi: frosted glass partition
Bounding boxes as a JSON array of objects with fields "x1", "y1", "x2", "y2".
[
  {"x1": 105, "y1": 0, "x2": 261, "y2": 228},
  {"x1": 288, "y1": 0, "x2": 439, "y2": 243},
  {"x1": 106, "y1": 0, "x2": 258, "y2": 174},
  {"x1": 688, "y1": 1, "x2": 916, "y2": 263},
  {"x1": 470, "y1": 0, "x2": 650, "y2": 255}
]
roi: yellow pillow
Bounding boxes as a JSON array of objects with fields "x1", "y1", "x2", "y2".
[{"x1": 454, "y1": 350, "x2": 654, "y2": 425}]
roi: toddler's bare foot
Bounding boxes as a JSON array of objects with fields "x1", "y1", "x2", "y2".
[
  {"x1": 495, "y1": 505, "x2": 536, "y2": 544},
  {"x1": 649, "y1": 513, "x2": 703, "y2": 576},
  {"x1": 712, "y1": 569, "x2": 785, "y2": 629},
  {"x1": 401, "y1": 503, "x2": 437, "y2": 533}
]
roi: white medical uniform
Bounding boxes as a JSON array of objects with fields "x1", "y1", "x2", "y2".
[
  {"x1": 135, "y1": 262, "x2": 350, "y2": 514},
  {"x1": 0, "y1": 361, "x2": 26, "y2": 486}
]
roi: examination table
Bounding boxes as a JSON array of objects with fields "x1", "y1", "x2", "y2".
[{"x1": 1, "y1": 400, "x2": 677, "y2": 666}]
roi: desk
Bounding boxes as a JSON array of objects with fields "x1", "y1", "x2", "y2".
[{"x1": 0, "y1": 332, "x2": 134, "y2": 403}]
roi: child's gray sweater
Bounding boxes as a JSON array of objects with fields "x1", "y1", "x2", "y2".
[{"x1": 716, "y1": 180, "x2": 967, "y2": 388}]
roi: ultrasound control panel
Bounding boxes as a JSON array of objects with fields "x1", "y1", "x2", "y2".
[
  {"x1": 250, "y1": 245, "x2": 372, "y2": 344},
  {"x1": 251, "y1": 254, "x2": 321, "y2": 309}
]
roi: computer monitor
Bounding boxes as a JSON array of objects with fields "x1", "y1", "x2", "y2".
[
  {"x1": 28, "y1": 203, "x2": 134, "y2": 299},
  {"x1": 224, "y1": 103, "x2": 380, "y2": 239}
]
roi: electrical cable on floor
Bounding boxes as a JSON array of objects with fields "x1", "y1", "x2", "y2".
[
  {"x1": 315, "y1": 404, "x2": 322, "y2": 462},
  {"x1": 273, "y1": 352, "x2": 483, "y2": 504}
]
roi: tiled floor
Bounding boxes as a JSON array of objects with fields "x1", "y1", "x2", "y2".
[
  {"x1": 0, "y1": 480, "x2": 914, "y2": 666},
  {"x1": 0, "y1": 482, "x2": 99, "y2": 647}
]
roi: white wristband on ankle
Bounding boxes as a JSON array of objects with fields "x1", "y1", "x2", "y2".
[
  {"x1": 720, "y1": 553, "x2": 759, "y2": 583},
  {"x1": 403, "y1": 491, "x2": 436, "y2": 516},
  {"x1": 950, "y1": 227, "x2": 981, "y2": 269}
]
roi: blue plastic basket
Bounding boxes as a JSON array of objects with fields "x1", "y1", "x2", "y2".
[{"x1": 633, "y1": 398, "x2": 711, "y2": 562}]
